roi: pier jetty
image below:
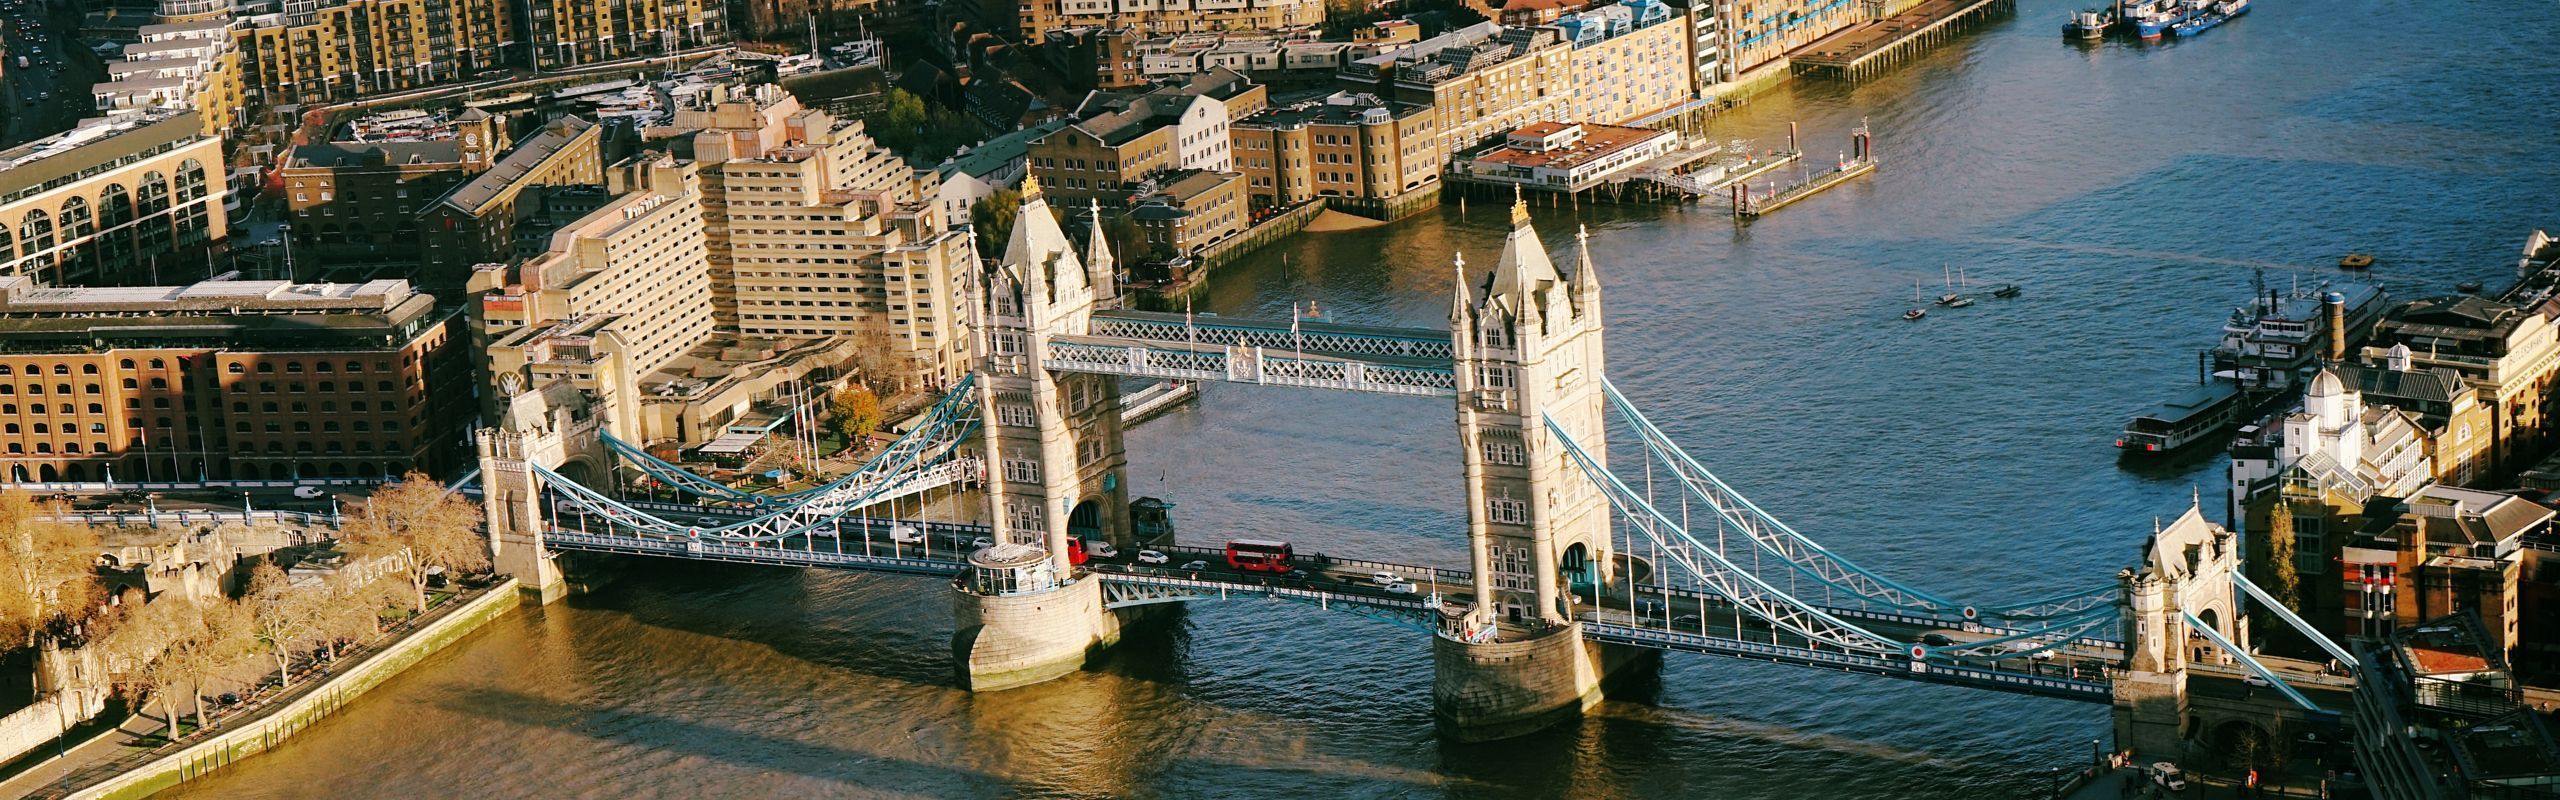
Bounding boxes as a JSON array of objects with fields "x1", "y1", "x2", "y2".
[
  {"x1": 1792, "y1": 0, "x2": 2017, "y2": 81},
  {"x1": 1732, "y1": 124, "x2": 1877, "y2": 219}
]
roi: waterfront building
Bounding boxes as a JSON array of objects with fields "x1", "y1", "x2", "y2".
[
  {"x1": 2349, "y1": 614, "x2": 2560, "y2": 800},
  {"x1": 1662, "y1": 0, "x2": 1729, "y2": 95},
  {"x1": 1129, "y1": 170, "x2": 1245, "y2": 263},
  {"x1": 279, "y1": 110, "x2": 507, "y2": 271},
  {"x1": 1027, "y1": 69, "x2": 1267, "y2": 207},
  {"x1": 659, "y1": 84, "x2": 979, "y2": 385},
  {"x1": 0, "y1": 275, "x2": 470, "y2": 483},
  {"x1": 1230, "y1": 92, "x2": 1441, "y2": 217},
  {"x1": 2339, "y1": 485, "x2": 2552, "y2": 655},
  {"x1": 521, "y1": 0, "x2": 725, "y2": 72},
  {"x1": 232, "y1": 0, "x2": 518, "y2": 106},
  {"x1": 421, "y1": 116, "x2": 609, "y2": 292},
  {"x1": 1008, "y1": 0, "x2": 1321, "y2": 43},
  {"x1": 0, "y1": 110, "x2": 229, "y2": 287},
  {"x1": 1453, "y1": 121, "x2": 1680, "y2": 194},
  {"x1": 1724, "y1": 0, "x2": 1869, "y2": 80},
  {"x1": 2339, "y1": 344, "x2": 2498, "y2": 488},
  {"x1": 1339, "y1": 9, "x2": 1689, "y2": 157},
  {"x1": 2229, "y1": 368, "x2": 2437, "y2": 635},
  {"x1": 1550, "y1": 0, "x2": 1689, "y2": 126},
  {"x1": 91, "y1": 16, "x2": 246, "y2": 138},
  {"x1": 1340, "y1": 23, "x2": 1573, "y2": 158},
  {"x1": 2359, "y1": 294, "x2": 2560, "y2": 477}
]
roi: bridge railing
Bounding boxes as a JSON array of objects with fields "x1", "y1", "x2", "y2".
[{"x1": 48, "y1": 509, "x2": 342, "y2": 528}]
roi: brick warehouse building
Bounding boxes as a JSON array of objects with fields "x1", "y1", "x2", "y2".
[{"x1": 0, "y1": 277, "x2": 471, "y2": 483}]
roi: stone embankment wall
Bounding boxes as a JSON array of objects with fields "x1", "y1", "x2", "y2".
[{"x1": 68, "y1": 579, "x2": 523, "y2": 800}]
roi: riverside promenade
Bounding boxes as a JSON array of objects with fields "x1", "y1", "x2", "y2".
[{"x1": 0, "y1": 579, "x2": 522, "y2": 800}]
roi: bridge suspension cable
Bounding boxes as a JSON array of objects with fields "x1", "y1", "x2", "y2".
[
  {"x1": 532, "y1": 376, "x2": 982, "y2": 543},
  {"x1": 1598, "y1": 377, "x2": 2119, "y2": 623},
  {"x1": 1551, "y1": 412, "x2": 2127, "y2": 663}
]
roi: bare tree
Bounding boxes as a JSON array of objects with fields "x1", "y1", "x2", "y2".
[
  {"x1": 745, "y1": 436, "x2": 814, "y2": 481},
  {"x1": 242, "y1": 562, "x2": 326, "y2": 688},
  {"x1": 0, "y1": 490, "x2": 102, "y2": 648},
  {"x1": 162, "y1": 598, "x2": 255, "y2": 730},
  {"x1": 341, "y1": 473, "x2": 489, "y2": 613},
  {"x1": 97, "y1": 595, "x2": 198, "y2": 742},
  {"x1": 315, "y1": 571, "x2": 398, "y2": 661}
]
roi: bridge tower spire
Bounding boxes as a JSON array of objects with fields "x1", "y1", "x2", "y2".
[
  {"x1": 1438, "y1": 201, "x2": 1646, "y2": 741},
  {"x1": 955, "y1": 177, "x2": 1135, "y2": 691}
]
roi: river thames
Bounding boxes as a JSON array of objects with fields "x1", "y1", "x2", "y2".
[{"x1": 167, "y1": 0, "x2": 2560, "y2": 796}]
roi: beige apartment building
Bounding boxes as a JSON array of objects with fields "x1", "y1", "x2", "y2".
[
  {"x1": 523, "y1": 0, "x2": 726, "y2": 71},
  {"x1": 0, "y1": 110, "x2": 228, "y2": 287},
  {"x1": 1343, "y1": 24, "x2": 1573, "y2": 157},
  {"x1": 91, "y1": 17, "x2": 246, "y2": 138},
  {"x1": 475, "y1": 158, "x2": 720, "y2": 442},
  {"x1": 233, "y1": 0, "x2": 517, "y2": 105},
  {"x1": 660, "y1": 85, "x2": 979, "y2": 386},
  {"x1": 1016, "y1": 0, "x2": 1321, "y2": 41}
]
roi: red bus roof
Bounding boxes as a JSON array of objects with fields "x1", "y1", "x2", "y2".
[{"x1": 1227, "y1": 538, "x2": 1291, "y2": 550}]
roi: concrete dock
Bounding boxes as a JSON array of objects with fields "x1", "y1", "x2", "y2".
[{"x1": 1792, "y1": 0, "x2": 2017, "y2": 81}]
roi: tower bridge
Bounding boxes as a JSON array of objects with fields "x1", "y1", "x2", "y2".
[{"x1": 468, "y1": 181, "x2": 2359, "y2": 750}]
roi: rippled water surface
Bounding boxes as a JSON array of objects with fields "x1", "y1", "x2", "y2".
[{"x1": 167, "y1": 3, "x2": 2560, "y2": 797}]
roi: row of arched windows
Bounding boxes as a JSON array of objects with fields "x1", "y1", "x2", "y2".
[{"x1": 4, "y1": 158, "x2": 207, "y2": 279}]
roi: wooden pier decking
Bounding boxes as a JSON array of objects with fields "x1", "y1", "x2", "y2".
[
  {"x1": 1791, "y1": 0, "x2": 2016, "y2": 81},
  {"x1": 1730, "y1": 126, "x2": 1877, "y2": 219}
]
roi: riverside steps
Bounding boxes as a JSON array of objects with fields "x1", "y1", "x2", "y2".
[{"x1": 1792, "y1": 0, "x2": 2017, "y2": 81}]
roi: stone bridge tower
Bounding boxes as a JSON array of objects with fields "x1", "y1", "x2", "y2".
[
  {"x1": 1436, "y1": 195, "x2": 1646, "y2": 741},
  {"x1": 2113, "y1": 501, "x2": 2246, "y2": 755},
  {"x1": 952, "y1": 178, "x2": 1133, "y2": 691},
  {"x1": 477, "y1": 428, "x2": 566, "y2": 604}
]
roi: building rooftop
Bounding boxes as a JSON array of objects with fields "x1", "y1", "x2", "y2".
[
  {"x1": 1238, "y1": 92, "x2": 1429, "y2": 129},
  {"x1": 1467, "y1": 122, "x2": 1673, "y2": 170},
  {"x1": 436, "y1": 116, "x2": 595, "y2": 215},
  {"x1": 0, "y1": 109, "x2": 201, "y2": 193},
  {"x1": 288, "y1": 140, "x2": 465, "y2": 169},
  {"x1": 0, "y1": 276, "x2": 421, "y2": 315}
]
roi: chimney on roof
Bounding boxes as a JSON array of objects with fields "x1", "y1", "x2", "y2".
[{"x1": 2325, "y1": 291, "x2": 2347, "y2": 364}]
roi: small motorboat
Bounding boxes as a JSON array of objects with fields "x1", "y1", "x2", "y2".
[
  {"x1": 2340, "y1": 253, "x2": 2375, "y2": 269},
  {"x1": 1903, "y1": 308, "x2": 1928, "y2": 321},
  {"x1": 1991, "y1": 284, "x2": 2022, "y2": 298},
  {"x1": 1947, "y1": 297, "x2": 1976, "y2": 308},
  {"x1": 2458, "y1": 281, "x2": 2485, "y2": 294}
]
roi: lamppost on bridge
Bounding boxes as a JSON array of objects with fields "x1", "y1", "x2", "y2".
[{"x1": 2092, "y1": 738, "x2": 2103, "y2": 770}]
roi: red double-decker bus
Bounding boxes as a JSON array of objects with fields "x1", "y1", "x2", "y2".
[{"x1": 1224, "y1": 539, "x2": 1294, "y2": 573}]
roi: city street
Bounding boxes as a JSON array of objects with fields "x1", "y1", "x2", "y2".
[{"x1": 0, "y1": 0, "x2": 102, "y2": 148}]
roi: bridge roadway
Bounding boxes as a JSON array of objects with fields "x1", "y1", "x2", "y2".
[{"x1": 541, "y1": 505, "x2": 2138, "y2": 703}]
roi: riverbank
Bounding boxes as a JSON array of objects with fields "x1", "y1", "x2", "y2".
[{"x1": 3, "y1": 579, "x2": 521, "y2": 800}]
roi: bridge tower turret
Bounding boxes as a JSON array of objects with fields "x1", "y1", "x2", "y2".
[
  {"x1": 953, "y1": 176, "x2": 1133, "y2": 691},
  {"x1": 477, "y1": 428, "x2": 566, "y2": 604},
  {"x1": 1436, "y1": 196, "x2": 1647, "y2": 741}
]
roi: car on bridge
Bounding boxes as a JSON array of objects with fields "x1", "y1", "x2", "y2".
[
  {"x1": 890, "y1": 525, "x2": 925, "y2": 545},
  {"x1": 1920, "y1": 633, "x2": 1955, "y2": 647},
  {"x1": 1369, "y1": 571, "x2": 1402, "y2": 586},
  {"x1": 1384, "y1": 581, "x2": 1418, "y2": 595},
  {"x1": 1135, "y1": 549, "x2": 1169, "y2": 565},
  {"x1": 1179, "y1": 560, "x2": 1209, "y2": 571}
]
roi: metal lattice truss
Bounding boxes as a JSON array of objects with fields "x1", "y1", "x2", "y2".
[
  {"x1": 1549, "y1": 412, "x2": 2126, "y2": 662},
  {"x1": 1089, "y1": 309, "x2": 1454, "y2": 361},
  {"x1": 1599, "y1": 377, "x2": 2119, "y2": 624},
  {"x1": 1046, "y1": 337, "x2": 1456, "y2": 397},
  {"x1": 1096, "y1": 576, "x2": 1438, "y2": 634},
  {"x1": 530, "y1": 376, "x2": 984, "y2": 543}
]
